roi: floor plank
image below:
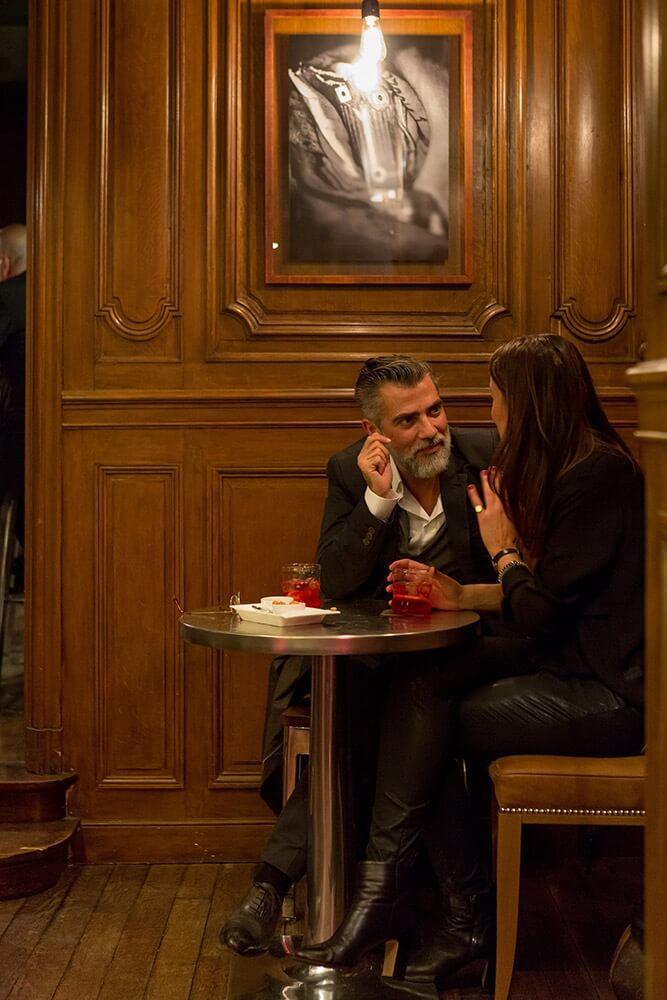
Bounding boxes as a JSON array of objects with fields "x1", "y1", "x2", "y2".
[
  {"x1": 146, "y1": 896, "x2": 211, "y2": 1000},
  {"x1": 95, "y1": 865, "x2": 187, "y2": 1000},
  {"x1": 52, "y1": 864, "x2": 148, "y2": 1000},
  {"x1": 188, "y1": 864, "x2": 249, "y2": 1000},
  {"x1": 6, "y1": 865, "x2": 111, "y2": 1000},
  {"x1": 0, "y1": 867, "x2": 78, "y2": 999},
  {"x1": 0, "y1": 898, "x2": 25, "y2": 939}
]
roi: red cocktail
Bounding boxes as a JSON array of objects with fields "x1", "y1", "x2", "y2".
[
  {"x1": 390, "y1": 570, "x2": 433, "y2": 616},
  {"x1": 282, "y1": 578, "x2": 321, "y2": 608},
  {"x1": 281, "y1": 562, "x2": 322, "y2": 608}
]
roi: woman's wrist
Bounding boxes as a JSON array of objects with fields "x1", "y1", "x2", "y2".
[
  {"x1": 459, "y1": 583, "x2": 503, "y2": 612},
  {"x1": 431, "y1": 576, "x2": 465, "y2": 611},
  {"x1": 490, "y1": 546, "x2": 520, "y2": 568}
]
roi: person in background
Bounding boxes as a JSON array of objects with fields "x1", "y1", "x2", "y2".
[
  {"x1": 222, "y1": 354, "x2": 500, "y2": 956},
  {"x1": 295, "y1": 335, "x2": 645, "y2": 993},
  {"x1": 0, "y1": 223, "x2": 27, "y2": 551}
]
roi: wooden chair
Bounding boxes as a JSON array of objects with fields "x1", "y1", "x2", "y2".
[
  {"x1": 281, "y1": 702, "x2": 311, "y2": 803},
  {"x1": 280, "y1": 703, "x2": 311, "y2": 922},
  {"x1": 488, "y1": 754, "x2": 646, "y2": 1000}
]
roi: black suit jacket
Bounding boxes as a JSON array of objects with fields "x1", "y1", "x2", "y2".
[
  {"x1": 316, "y1": 427, "x2": 498, "y2": 600},
  {"x1": 260, "y1": 426, "x2": 498, "y2": 811}
]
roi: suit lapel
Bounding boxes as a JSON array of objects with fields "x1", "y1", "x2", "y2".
[{"x1": 439, "y1": 456, "x2": 474, "y2": 581}]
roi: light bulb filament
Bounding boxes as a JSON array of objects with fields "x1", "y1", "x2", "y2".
[{"x1": 352, "y1": 14, "x2": 386, "y2": 95}]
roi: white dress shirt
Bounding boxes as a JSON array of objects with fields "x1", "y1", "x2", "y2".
[{"x1": 364, "y1": 455, "x2": 445, "y2": 556}]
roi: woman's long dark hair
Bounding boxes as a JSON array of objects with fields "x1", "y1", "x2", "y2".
[{"x1": 489, "y1": 334, "x2": 637, "y2": 559}]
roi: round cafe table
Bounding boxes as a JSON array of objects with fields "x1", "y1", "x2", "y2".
[{"x1": 180, "y1": 600, "x2": 480, "y2": 998}]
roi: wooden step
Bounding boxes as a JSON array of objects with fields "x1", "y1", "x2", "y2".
[
  {"x1": 0, "y1": 818, "x2": 80, "y2": 898},
  {"x1": 0, "y1": 763, "x2": 78, "y2": 822}
]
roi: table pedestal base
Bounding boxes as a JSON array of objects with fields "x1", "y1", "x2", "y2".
[{"x1": 225, "y1": 951, "x2": 438, "y2": 999}]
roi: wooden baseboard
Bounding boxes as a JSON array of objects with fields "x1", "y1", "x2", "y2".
[{"x1": 72, "y1": 818, "x2": 275, "y2": 863}]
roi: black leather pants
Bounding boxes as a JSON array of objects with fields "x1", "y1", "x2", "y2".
[
  {"x1": 262, "y1": 638, "x2": 644, "y2": 881},
  {"x1": 367, "y1": 637, "x2": 644, "y2": 871}
]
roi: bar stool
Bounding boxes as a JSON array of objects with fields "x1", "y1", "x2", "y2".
[{"x1": 488, "y1": 754, "x2": 646, "y2": 1000}]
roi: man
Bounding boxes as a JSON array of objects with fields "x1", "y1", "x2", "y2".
[
  {"x1": 222, "y1": 355, "x2": 498, "y2": 956},
  {"x1": 0, "y1": 223, "x2": 27, "y2": 549}
]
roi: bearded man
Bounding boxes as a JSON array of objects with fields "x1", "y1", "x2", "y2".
[{"x1": 222, "y1": 355, "x2": 499, "y2": 956}]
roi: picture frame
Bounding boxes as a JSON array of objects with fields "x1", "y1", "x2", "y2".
[{"x1": 264, "y1": 9, "x2": 473, "y2": 285}]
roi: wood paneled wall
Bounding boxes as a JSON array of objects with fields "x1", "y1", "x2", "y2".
[
  {"x1": 628, "y1": 0, "x2": 667, "y2": 996},
  {"x1": 25, "y1": 0, "x2": 646, "y2": 862}
]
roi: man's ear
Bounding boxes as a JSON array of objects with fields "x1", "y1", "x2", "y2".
[{"x1": 361, "y1": 418, "x2": 378, "y2": 437}]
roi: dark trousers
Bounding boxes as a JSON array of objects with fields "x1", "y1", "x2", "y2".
[{"x1": 262, "y1": 638, "x2": 644, "y2": 882}]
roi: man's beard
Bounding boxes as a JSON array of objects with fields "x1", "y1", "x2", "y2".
[{"x1": 391, "y1": 426, "x2": 452, "y2": 480}]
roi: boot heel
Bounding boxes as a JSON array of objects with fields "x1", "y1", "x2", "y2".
[{"x1": 382, "y1": 939, "x2": 401, "y2": 977}]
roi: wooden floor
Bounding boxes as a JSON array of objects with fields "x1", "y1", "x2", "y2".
[{"x1": 0, "y1": 855, "x2": 641, "y2": 1000}]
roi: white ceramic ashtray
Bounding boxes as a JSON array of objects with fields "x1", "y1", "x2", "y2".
[{"x1": 230, "y1": 602, "x2": 340, "y2": 628}]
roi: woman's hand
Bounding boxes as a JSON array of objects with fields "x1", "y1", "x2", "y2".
[
  {"x1": 388, "y1": 558, "x2": 464, "y2": 611},
  {"x1": 467, "y1": 470, "x2": 519, "y2": 558}
]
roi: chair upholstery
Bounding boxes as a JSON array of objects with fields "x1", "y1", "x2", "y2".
[{"x1": 488, "y1": 754, "x2": 646, "y2": 1000}]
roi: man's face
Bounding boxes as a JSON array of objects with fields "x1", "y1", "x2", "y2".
[{"x1": 367, "y1": 376, "x2": 451, "y2": 480}]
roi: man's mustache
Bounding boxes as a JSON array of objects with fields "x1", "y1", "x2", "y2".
[{"x1": 412, "y1": 433, "x2": 446, "y2": 454}]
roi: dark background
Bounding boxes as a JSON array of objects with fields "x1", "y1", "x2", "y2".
[{"x1": 0, "y1": 0, "x2": 28, "y2": 227}]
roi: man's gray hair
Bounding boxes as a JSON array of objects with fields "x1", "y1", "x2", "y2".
[{"x1": 354, "y1": 355, "x2": 439, "y2": 424}]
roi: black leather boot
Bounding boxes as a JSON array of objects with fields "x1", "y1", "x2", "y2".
[
  {"x1": 395, "y1": 884, "x2": 494, "y2": 990},
  {"x1": 294, "y1": 862, "x2": 406, "y2": 969}
]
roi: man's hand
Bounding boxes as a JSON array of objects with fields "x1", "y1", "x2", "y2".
[
  {"x1": 389, "y1": 559, "x2": 463, "y2": 611},
  {"x1": 358, "y1": 432, "x2": 394, "y2": 497}
]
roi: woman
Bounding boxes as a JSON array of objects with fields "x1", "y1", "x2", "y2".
[{"x1": 295, "y1": 335, "x2": 645, "y2": 988}]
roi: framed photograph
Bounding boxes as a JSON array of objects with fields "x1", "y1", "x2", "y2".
[{"x1": 264, "y1": 9, "x2": 473, "y2": 285}]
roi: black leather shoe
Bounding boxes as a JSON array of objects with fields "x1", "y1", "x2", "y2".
[{"x1": 220, "y1": 881, "x2": 283, "y2": 955}]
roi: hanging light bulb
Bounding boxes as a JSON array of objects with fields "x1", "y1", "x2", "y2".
[{"x1": 352, "y1": 0, "x2": 387, "y2": 95}]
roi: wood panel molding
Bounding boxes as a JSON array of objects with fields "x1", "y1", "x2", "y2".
[
  {"x1": 25, "y1": 0, "x2": 68, "y2": 773},
  {"x1": 95, "y1": 466, "x2": 184, "y2": 788},
  {"x1": 210, "y1": 0, "x2": 513, "y2": 347},
  {"x1": 207, "y1": 469, "x2": 329, "y2": 786},
  {"x1": 552, "y1": 0, "x2": 635, "y2": 345},
  {"x1": 74, "y1": 818, "x2": 273, "y2": 863},
  {"x1": 96, "y1": 0, "x2": 182, "y2": 352}
]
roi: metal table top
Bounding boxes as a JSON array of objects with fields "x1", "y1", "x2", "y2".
[{"x1": 179, "y1": 599, "x2": 480, "y2": 657}]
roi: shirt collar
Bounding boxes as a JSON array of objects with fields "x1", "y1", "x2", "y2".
[{"x1": 389, "y1": 456, "x2": 444, "y2": 521}]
